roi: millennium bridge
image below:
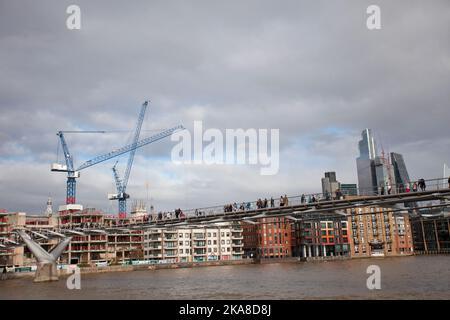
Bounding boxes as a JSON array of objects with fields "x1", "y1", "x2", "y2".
[{"x1": 2, "y1": 177, "x2": 450, "y2": 281}]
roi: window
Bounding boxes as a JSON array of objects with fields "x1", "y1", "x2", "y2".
[
  {"x1": 207, "y1": 232, "x2": 211, "y2": 237},
  {"x1": 185, "y1": 241, "x2": 189, "y2": 246},
  {"x1": 221, "y1": 240, "x2": 225, "y2": 245},
  {"x1": 179, "y1": 249, "x2": 183, "y2": 254},
  {"x1": 221, "y1": 232, "x2": 224, "y2": 237},
  {"x1": 179, "y1": 233, "x2": 183, "y2": 238},
  {"x1": 208, "y1": 240, "x2": 211, "y2": 245}
]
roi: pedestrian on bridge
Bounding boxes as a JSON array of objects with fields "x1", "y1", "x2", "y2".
[
  {"x1": 405, "y1": 184, "x2": 411, "y2": 193},
  {"x1": 448, "y1": 176, "x2": 450, "y2": 189},
  {"x1": 418, "y1": 179, "x2": 426, "y2": 191}
]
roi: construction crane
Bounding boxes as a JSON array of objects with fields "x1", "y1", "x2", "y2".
[
  {"x1": 108, "y1": 101, "x2": 148, "y2": 218},
  {"x1": 51, "y1": 103, "x2": 184, "y2": 206},
  {"x1": 51, "y1": 130, "x2": 106, "y2": 204}
]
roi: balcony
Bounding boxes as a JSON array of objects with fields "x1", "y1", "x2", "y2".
[
  {"x1": 193, "y1": 243, "x2": 206, "y2": 248},
  {"x1": 148, "y1": 237, "x2": 162, "y2": 242},
  {"x1": 231, "y1": 235, "x2": 243, "y2": 240},
  {"x1": 232, "y1": 250, "x2": 244, "y2": 255},
  {"x1": 164, "y1": 230, "x2": 177, "y2": 234},
  {"x1": 231, "y1": 242, "x2": 244, "y2": 247},
  {"x1": 147, "y1": 230, "x2": 162, "y2": 234},
  {"x1": 164, "y1": 237, "x2": 178, "y2": 242},
  {"x1": 164, "y1": 245, "x2": 177, "y2": 250},
  {"x1": 164, "y1": 252, "x2": 178, "y2": 257},
  {"x1": 231, "y1": 228, "x2": 243, "y2": 233}
]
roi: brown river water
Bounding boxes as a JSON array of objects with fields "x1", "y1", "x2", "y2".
[{"x1": 0, "y1": 255, "x2": 449, "y2": 299}]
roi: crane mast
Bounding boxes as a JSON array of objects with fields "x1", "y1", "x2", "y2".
[{"x1": 110, "y1": 101, "x2": 148, "y2": 218}]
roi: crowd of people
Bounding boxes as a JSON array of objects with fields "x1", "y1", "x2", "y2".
[{"x1": 380, "y1": 178, "x2": 427, "y2": 195}]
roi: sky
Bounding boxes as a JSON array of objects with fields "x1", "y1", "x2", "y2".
[{"x1": 0, "y1": 0, "x2": 449, "y2": 214}]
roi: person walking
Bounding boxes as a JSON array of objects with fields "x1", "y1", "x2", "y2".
[
  {"x1": 279, "y1": 196, "x2": 284, "y2": 207},
  {"x1": 284, "y1": 195, "x2": 289, "y2": 206},
  {"x1": 270, "y1": 197, "x2": 275, "y2": 208},
  {"x1": 418, "y1": 178, "x2": 426, "y2": 191},
  {"x1": 412, "y1": 182, "x2": 418, "y2": 192}
]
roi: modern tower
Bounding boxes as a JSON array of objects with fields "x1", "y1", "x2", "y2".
[
  {"x1": 390, "y1": 152, "x2": 411, "y2": 192},
  {"x1": 356, "y1": 129, "x2": 378, "y2": 195},
  {"x1": 358, "y1": 129, "x2": 377, "y2": 160}
]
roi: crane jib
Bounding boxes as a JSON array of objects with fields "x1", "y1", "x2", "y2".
[{"x1": 75, "y1": 125, "x2": 184, "y2": 172}]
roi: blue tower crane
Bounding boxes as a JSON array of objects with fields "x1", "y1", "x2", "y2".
[
  {"x1": 108, "y1": 100, "x2": 148, "y2": 218},
  {"x1": 51, "y1": 102, "x2": 184, "y2": 206}
]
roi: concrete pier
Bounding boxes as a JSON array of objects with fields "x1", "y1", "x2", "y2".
[{"x1": 15, "y1": 230, "x2": 71, "y2": 283}]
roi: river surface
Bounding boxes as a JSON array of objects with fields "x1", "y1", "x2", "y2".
[{"x1": 0, "y1": 255, "x2": 449, "y2": 299}]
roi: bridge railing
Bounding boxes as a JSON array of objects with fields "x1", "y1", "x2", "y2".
[{"x1": 149, "y1": 177, "x2": 449, "y2": 223}]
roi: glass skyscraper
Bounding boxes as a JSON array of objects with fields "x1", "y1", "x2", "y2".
[
  {"x1": 390, "y1": 152, "x2": 411, "y2": 191},
  {"x1": 356, "y1": 129, "x2": 410, "y2": 196},
  {"x1": 358, "y1": 128, "x2": 377, "y2": 160},
  {"x1": 356, "y1": 129, "x2": 379, "y2": 195}
]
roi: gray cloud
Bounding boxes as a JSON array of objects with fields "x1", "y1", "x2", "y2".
[{"x1": 0, "y1": 0, "x2": 449, "y2": 213}]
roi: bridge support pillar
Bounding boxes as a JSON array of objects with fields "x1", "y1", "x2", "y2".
[
  {"x1": 34, "y1": 262, "x2": 58, "y2": 282},
  {"x1": 16, "y1": 230, "x2": 71, "y2": 283}
]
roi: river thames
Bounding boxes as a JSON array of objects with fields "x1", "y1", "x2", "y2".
[{"x1": 0, "y1": 255, "x2": 449, "y2": 299}]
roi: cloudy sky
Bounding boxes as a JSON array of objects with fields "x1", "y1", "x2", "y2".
[{"x1": 0, "y1": 0, "x2": 449, "y2": 214}]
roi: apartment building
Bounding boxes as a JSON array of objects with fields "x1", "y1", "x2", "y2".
[
  {"x1": 410, "y1": 215, "x2": 450, "y2": 253},
  {"x1": 243, "y1": 217, "x2": 292, "y2": 259},
  {"x1": 347, "y1": 206, "x2": 413, "y2": 257},
  {"x1": 143, "y1": 223, "x2": 244, "y2": 263},
  {"x1": 291, "y1": 218, "x2": 350, "y2": 258}
]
